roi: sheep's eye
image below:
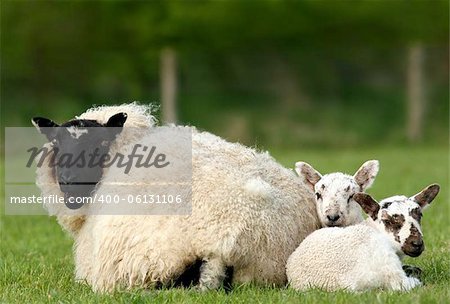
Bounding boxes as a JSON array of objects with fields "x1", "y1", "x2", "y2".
[
  {"x1": 347, "y1": 194, "x2": 354, "y2": 204},
  {"x1": 51, "y1": 139, "x2": 59, "y2": 147},
  {"x1": 316, "y1": 192, "x2": 322, "y2": 200}
]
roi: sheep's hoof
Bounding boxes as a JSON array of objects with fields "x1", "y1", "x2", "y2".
[
  {"x1": 197, "y1": 259, "x2": 234, "y2": 292},
  {"x1": 223, "y1": 266, "x2": 234, "y2": 293},
  {"x1": 403, "y1": 265, "x2": 422, "y2": 279},
  {"x1": 172, "y1": 259, "x2": 203, "y2": 288}
]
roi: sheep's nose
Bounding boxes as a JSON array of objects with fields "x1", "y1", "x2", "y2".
[
  {"x1": 59, "y1": 172, "x2": 74, "y2": 185},
  {"x1": 327, "y1": 214, "x2": 340, "y2": 222}
]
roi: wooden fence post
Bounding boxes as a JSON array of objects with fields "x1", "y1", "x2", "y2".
[
  {"x1": 160, "y1": 47, "x2": 177, "y2": 124},
  {"x1": 406, "y1": 43, "x2": 425, "y2": 142}
]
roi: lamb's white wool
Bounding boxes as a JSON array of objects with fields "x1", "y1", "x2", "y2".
[
  {"x1": 286, "y1": 184, "x2": 439, "y2": 292},
  {"x1": 35, "y1": 103, "x2": 321, "y2": 292},
  {"x1": 295, "y1": 160, "x2": 379, "y2": 227}
]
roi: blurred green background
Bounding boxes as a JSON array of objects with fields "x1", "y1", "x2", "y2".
[{"x1": 1, "y1": 0, "x2": 448, "y2": 149}]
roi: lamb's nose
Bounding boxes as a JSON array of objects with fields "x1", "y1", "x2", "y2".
[
  {"x1": 327, "y1": 214, "x2": 340, "y2": 222},
  {"x1": 412, "y1": 240, "x2": 423, "y2": 248}
]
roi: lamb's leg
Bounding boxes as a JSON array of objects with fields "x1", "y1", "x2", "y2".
[
  {"x1": 198, "y1": 257, "x2": 227, "y2": 291},
  {"x1": 402, "y1": 265, "x2": 422, "y2": 279},
  {"x1": 400, "y1": 276, "x2": 422, "y2": 291},
  {"x1": 363, "y1": 255, "x2": 422, "y2": 291},
  {"x1": 388, "y1": 270, "x2": 422, "y2": 291}
]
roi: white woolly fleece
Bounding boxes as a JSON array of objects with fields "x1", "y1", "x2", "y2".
[
  {"x1": 286, "y1": 219, "x2": 421, "y2": 292},
  {"x1": 77, "y1": 102, "x2": 158, "y2": 128}
]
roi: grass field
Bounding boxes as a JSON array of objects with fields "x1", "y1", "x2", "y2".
[{"x1": 1, "y1": 146, "x2": 449, "y2": 303}]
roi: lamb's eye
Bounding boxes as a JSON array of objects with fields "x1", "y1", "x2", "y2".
[
  {"x1": 316, "y1": 192, "x2": 322, "y2": 200},
  {"x1": 347, "y1": 194, "x2": 354, "y2": 203},
  {"x1": 392, "y1": 214, "x2": 400, "y2": 220}
]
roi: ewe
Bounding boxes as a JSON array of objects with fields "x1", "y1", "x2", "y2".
[
  {"x1": 286, "y1": 184, "x2": 440, "y2": 292},
  {"x1": 32, "y1": 103, "x2": 321, "y2": 292},
  {"x1": 295, "y1": 160, "x2": 379, "y2": 227}
]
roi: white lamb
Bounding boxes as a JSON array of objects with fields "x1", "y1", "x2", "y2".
[
  {"x1": 295, "y1": 160, "x2": 379, "y2": 227},
  {"x1": 32, "y1": 103, "x2": 321, "y2": 292},
  {"x1": 286, "y1": 184, "x2": 440, "y2": 292}
]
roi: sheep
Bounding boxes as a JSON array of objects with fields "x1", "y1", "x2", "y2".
[
  {"x1": 295, "y1": 160, "x2": 379, "y2": 227},
  {"x1": 286, "y1": 184, "x2": 440, "y2": 292},
  {"x1": 32, "y1": 102, "x2": 321, "y2": 292},
  {"x1": 32, "y1": 103, "x2": 157, "y2": 234}
]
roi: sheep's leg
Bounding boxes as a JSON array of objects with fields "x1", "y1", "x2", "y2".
[
  {"x1": 172, "y1": 259, "x2": 203, "y2": 288},
  {"x1": 223, "y1": 266, "x2": 234, "y2": 293},
  {"x1": 198, "y1": 257, "x2": 228, "y2": 291}
]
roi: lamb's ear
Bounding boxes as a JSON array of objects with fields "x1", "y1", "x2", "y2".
[
  {"x1": 105, "y1": 113, "x2": 128, "y2": 139},
  {"x1": 354, "y1": 160, "x2": 379, "y2": 191},
  {"x1": 31, "y1": 117, "x2": 59, "y2": 141},
  {"x1": 295, "y1": 162, "x2": 322, "y2": 191},
  {"x1": 353, "y1": 193, "x2": 380, "y2": 220},
  {"x1": 411, "y1": 184, "x2": 440, "y2": 210}
]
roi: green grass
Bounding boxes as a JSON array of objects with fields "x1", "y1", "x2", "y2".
[{"x1": 1, "y1": 146, "x2": 449, "y2": 303}]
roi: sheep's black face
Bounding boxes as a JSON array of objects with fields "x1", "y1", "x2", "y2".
[
  {"x1": 53, "y1": 120, "x2": 111, "y2": 206},
  {"x1": 32, "y1": 113, "x2": 127, "y2": 209}
]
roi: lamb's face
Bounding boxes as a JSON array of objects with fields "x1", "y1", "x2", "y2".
[
  {"x1": 354, "y1": 184, "x2": 440, "y2": 258},
  {"x1": 32, "y1": 113, "x2": 127, "y2": 209},
  {"x1": 314, "y1": 173, "x2": 361, "y2": 227},
  {"x1": 377, "y1": 196, "x2": 425, "y2": 257},
  {"x1": 295, "y1": 160, "x2": 379, "y2": 228}
]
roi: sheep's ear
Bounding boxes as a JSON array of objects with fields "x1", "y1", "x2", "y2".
[
  {"x1": 105, "y1": 112, "x2": 128, "y2": 128},
  {"x1": 353, "y1": 193, "x2": 380, "y2": 220},
  {"x1": 410, "y1": 184, "x2": 440, "y2": 210},
  {"x1": 105, "y1": 113, "x2": 128, "y2": 139},
  {"x1": 295, "y1": 162, "x2": 322, "y2": 191},
  {"x1": 354, "y1": 160, "x2": 379, "y2": 191},
  {"x1": 31, "y1": 117, "x2": 59, "y2": 141}
]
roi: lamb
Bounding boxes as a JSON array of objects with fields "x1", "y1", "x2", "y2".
[
  {"x1": 32, "y1": 103, "x2": 321, "y2": 292},
  {"x1": 286, "y1": 184, "x2": 440, "y2": 292},
  {"x1": 295, "y1": 160, "x2": 379, "y2": 227}
]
